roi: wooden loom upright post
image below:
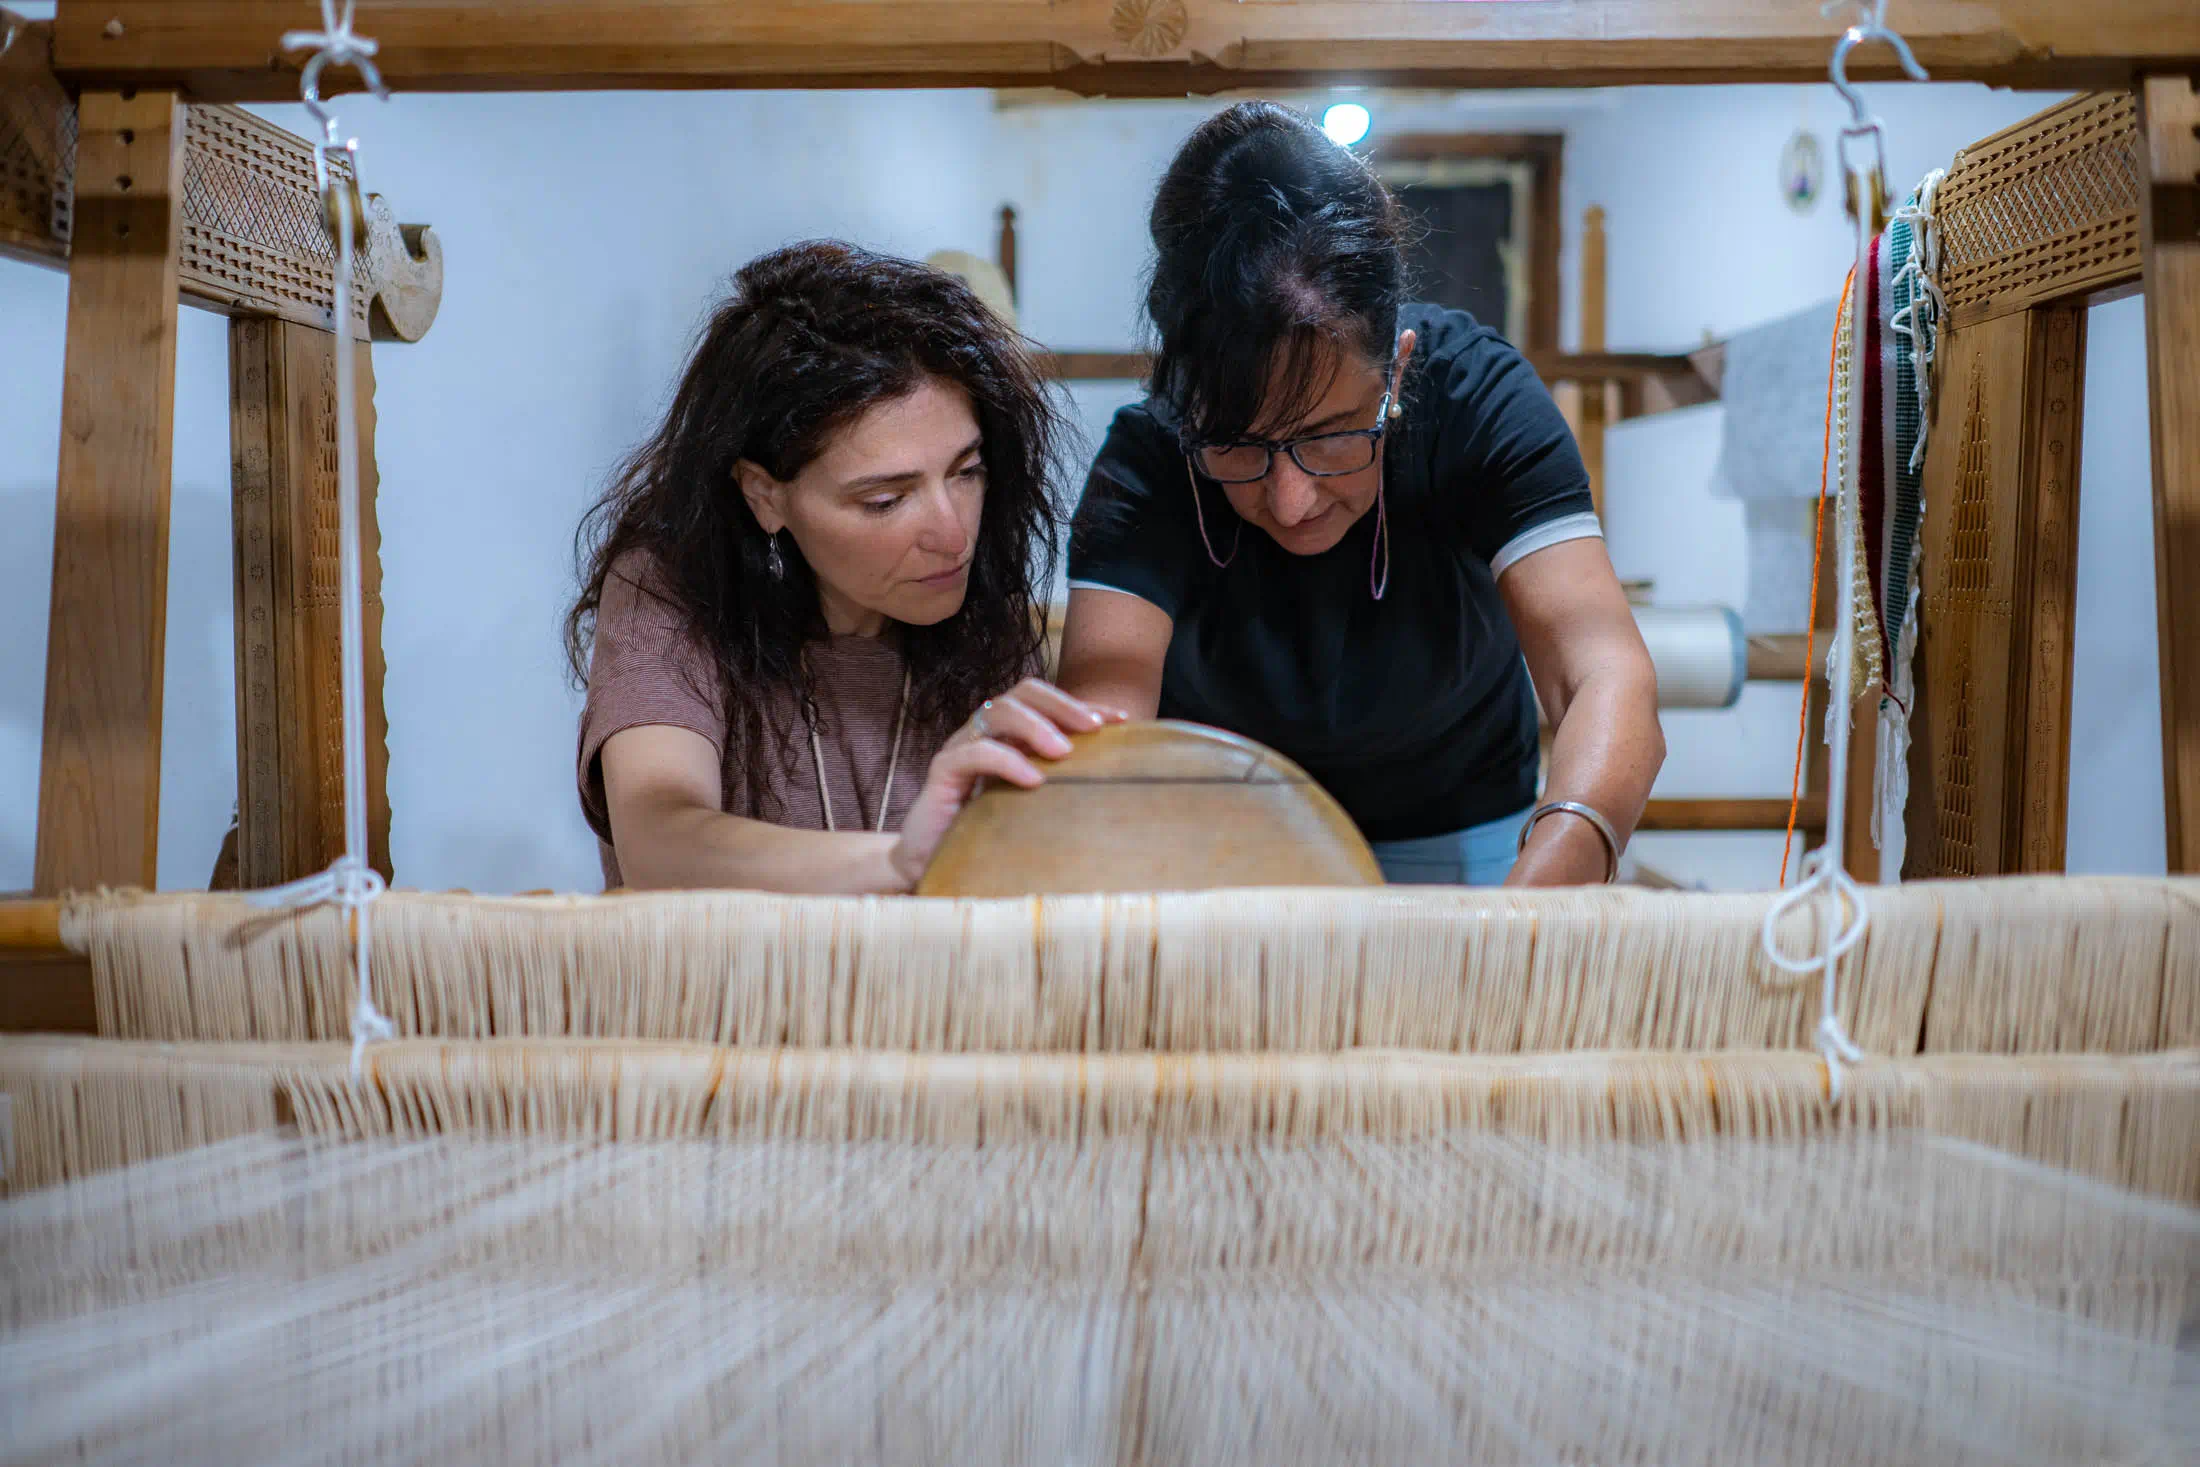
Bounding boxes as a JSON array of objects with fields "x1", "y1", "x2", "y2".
[
  {"x1": 1577, "y1": 205, "x2": 1609, "y2": 520},
  {"x1": 227, "y1": 319, "x2": 394, "y2": 886},
  {"x1": 33, "y1": 90, "x2": 185, "y2": 896},
  {"x1": 2139, "y1": 75, "x2": 2200, "y2": 874},
  {"x1": 1898, "y1": 92, "x2": 2144, "y2": 879}
]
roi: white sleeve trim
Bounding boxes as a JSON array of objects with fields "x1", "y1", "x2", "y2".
[
  {"x1": 1066, "y1": 580, "x2": 1165, "y2": 608},
  {"x1": 1490, "y1": 511, "x2": 1604, "y2": 578}
]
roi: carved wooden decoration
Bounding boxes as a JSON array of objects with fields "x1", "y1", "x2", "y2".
[
  {"x1": 178, "y1": 105, "x2": 442, "y2": 339},
  {"x1": 1935, "y1": 92, "x2": 2144, "y2": 328},
  {"x1": 1895, "y1": 90, "x2": 2172, "y2": 879},
  {"x1": 918, "y1": 722, "x2": 1383, "y2": 897},
  {"x1": 1109, "y1": 0, "x2": 1189, "y2": 60},
  {"x1": 0, "y1": 25, "x2": 443, "y2": 339},
  {"x1": 0, "y1": 16, "x2": 73, "y2": 264},
  {"x1": 1906, "y1": 305, "x2": 2086, "y2": 878},
  {"x1": 228, "y1": 319, "x2": 393, "y2": 887}
]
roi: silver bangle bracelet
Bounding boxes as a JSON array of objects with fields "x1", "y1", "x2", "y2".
[{"x1": 1517, "y1": 800, "x2": 1621, "y2": 884}]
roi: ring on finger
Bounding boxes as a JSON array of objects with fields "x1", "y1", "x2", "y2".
[{"x1": 972, "y1": 699, "x2": 994, "y2": 738}]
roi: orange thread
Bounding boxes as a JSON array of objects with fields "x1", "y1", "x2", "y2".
[{"x1": 1781, "y1": 270, "x2": 1854, "y2": 888}]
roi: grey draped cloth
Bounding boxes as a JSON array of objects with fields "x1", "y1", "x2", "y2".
[{"x1": 1708, "y1": 299, "x2": 1840, "y2": 631}]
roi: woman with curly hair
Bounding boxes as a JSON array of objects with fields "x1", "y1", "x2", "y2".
[{"x1": 569, "y1": 241, "x2": 1119, "y2": 892}]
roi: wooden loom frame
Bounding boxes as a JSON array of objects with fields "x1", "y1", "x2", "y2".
[
  {"x1": 2, "y1": 12, "x2": 444, "y2": 903},
  {"x1": 3, "y1": 2, "x2": 2195, "y2": 948}
]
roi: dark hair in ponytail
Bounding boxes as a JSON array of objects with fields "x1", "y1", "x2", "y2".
[
  {"x1": 1145, "y1": 101, "x2": 1410, "y2": 445},
  {"x1": 566, "y1": 240, "x2": 1065, "y2": 820}
]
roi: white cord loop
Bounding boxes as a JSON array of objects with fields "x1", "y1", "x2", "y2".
[
  {"x1": 250, "y1": 4, "x2": 393, "y2": 1084},
  {"x1": 1762, "y1": 847, "x2": 1870, "y2": 1099}
]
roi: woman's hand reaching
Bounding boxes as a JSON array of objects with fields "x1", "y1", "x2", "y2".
[{"x1": 888, "y1": 679, "x2": 1130, "y2": 888}]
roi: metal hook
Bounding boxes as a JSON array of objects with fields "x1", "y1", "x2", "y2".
[
  {"x1": 1829, "y1": 20, "x2": 1928, "y2": 129},
  {"x1": 283, "y1": 2, "x2": 388, "y2": 256},
  {"x1": 1827, "y1": 11, "x2": 1929, "y2": 230}
]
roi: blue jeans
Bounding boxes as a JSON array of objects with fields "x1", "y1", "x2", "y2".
[{"x1": 1370, "y1": 807, "x2": 1532, "y2": 887}]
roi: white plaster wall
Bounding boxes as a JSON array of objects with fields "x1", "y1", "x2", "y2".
[
  {"x1": 2066, "y1": 293, "x2": 2165, "y2": 874},
  {"x1": 2, "y1": 88, "x2": 1001, "y2": 893}
]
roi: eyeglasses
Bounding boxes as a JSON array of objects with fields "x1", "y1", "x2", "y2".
[{"x1": 1186, "y1": 390, "x2": 1393, "y2": 484}]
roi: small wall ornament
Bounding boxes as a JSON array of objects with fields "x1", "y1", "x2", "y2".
[{"x1": 1781, "y1": 128, "x2": 1825, "y2": 213}]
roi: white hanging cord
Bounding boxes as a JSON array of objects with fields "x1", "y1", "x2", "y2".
[
  {"x1": 1762, "y1": 6, "x2": 1928, "y2": 1103},
  {"x1": 249, "y1": 2, "x2": 393, "y2": 1083}
]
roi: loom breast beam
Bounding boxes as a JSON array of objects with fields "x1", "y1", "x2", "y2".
[
  {"x1": 0, "y1": 898, "x2": 92, "y2": 1034},
  {"x1": 914, "y1": 722, "x2": 1383, "y2": 896},
  {"x1": 45, "y1": 1, "x2": 2200, "y2": 99}
]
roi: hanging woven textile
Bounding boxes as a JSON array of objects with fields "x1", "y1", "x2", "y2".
[
  {"x1": 1869, "y1": 171, "x2": 1947, "y2": 875},
  {"x1": 1823, "y1": 167, "x2": 1948, "y2": 878}
]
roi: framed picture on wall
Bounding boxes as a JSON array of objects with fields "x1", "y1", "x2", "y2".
[{"x1": 1372, "y1": 133, "x2": 1562, "y2": 354}]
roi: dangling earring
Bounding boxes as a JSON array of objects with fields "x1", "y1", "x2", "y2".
[
  {"x1": 766, "y1": 532, "x2": 786, "y2": 580},
  {"x1": 1371, "y1": 375, "x2": 1400, "y2": 599},
  {"x1": 1368, "y1": 454, "x2": 1392, "y2": 602},
  {"x1": 1185, "y1": 455, "x2": 1243, "y2": 570}
]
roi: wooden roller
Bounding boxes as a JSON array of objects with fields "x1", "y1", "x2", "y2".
[
  {"x1": 916, "y1": 720, "x2": 1383, "y2": 897},
  {"x1": 0, "y1": 896, "x2": 94, "y2": 1034}
]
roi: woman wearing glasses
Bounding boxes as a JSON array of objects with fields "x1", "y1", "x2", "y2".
[{"x1": 1058, "y1": 102, "x2": 1663, "y2": 886}]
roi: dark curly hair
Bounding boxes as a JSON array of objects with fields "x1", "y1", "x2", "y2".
[
  {"x1": 1144, "y1": 101, "x2": 1410, "y2": 444},
  {"x1": 566, "y1": 240, "x2": 1067, "y2": 820}
]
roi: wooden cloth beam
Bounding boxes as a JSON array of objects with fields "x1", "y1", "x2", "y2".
[
  {"x1": 35, "y1": 91, "x2": 185, "y2": 896},
  {"x1": 49, "y1": 1, "x2": 2200, "y2": 101}
]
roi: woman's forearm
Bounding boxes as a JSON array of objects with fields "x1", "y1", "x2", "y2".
[
  {"x1": 1510, "y1": 667, "x2": 1664, "y2": 887},
  {"x1": 615, "y1": 797, "x2": 907, "y2": 894}
]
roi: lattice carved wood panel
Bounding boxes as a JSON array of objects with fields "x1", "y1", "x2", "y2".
[
  {"x1": 0, "y1": 26, "x2": 439, "y2": 339},
  {"x1": 181, "y1": 105, "x2": 370, "y2": 334},
  {"x1": 0, "y1": 20, "x2": 72, "y2": 262},
  {"x1": 1910, "y1": 348, "x2": 2015, "y2": 879},
  {"x1": 1936, "y1": 92, "x2": 2142, "y2": 327},
  {"x1": 1905, "y1": 306, "x2": 2086, "y2": 879}
]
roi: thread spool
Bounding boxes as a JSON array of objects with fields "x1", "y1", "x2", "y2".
[{"x1": 1634, "y1": 606, "x2": 1747, "y2": 710}]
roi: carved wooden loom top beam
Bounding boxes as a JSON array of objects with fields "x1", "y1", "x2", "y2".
[
  {"x1": 1, "y1": 17, "x2": 441, "y2": 340},
  {"x1": 46, "y1": 0, "x2": 2200, "y2": 102}
]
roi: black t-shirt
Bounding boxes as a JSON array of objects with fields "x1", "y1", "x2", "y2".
[{"x1": 1068, "y1": 304, "x2": 1598, "y2": 843}]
